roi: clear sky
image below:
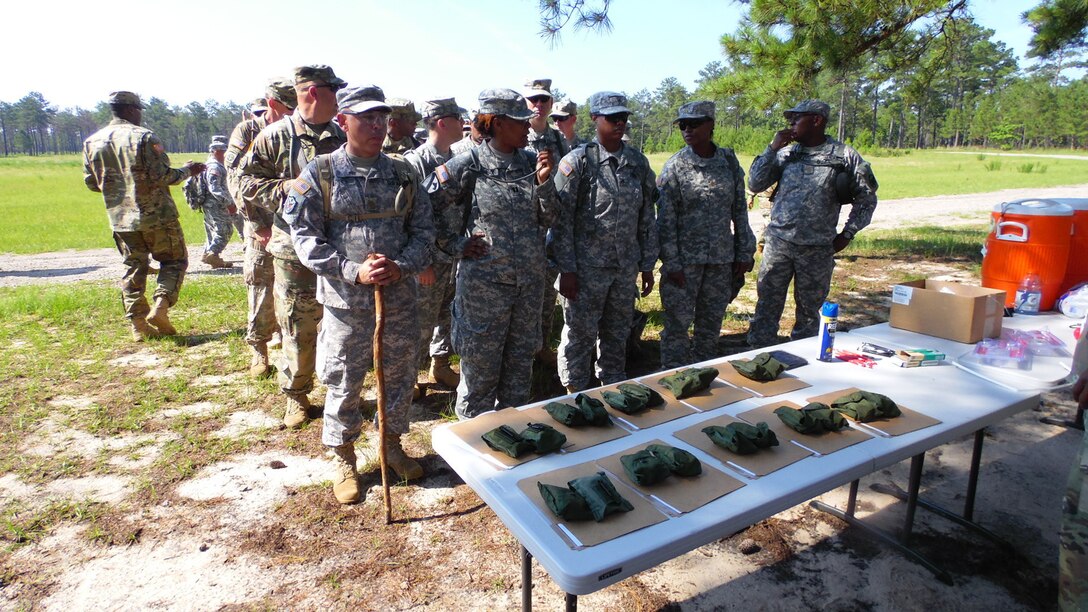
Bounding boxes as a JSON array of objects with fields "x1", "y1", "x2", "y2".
[{"x1": 1, "y1": 0, "x2": 1050, "y2": 111}]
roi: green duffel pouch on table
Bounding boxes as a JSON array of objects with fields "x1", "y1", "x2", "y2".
[
  {"x1": 646, "y1": 443, "x2": 702, "y2": 476},
  {"x1": 482, "y1": 425, "x2": 534, "y2": 458},
  {"x1": 831, "y1": 390, "x2": 901, "y2": 422},
  {"x1": 545, "y1": 401, "x2": 586, "y2": 427},
  {"x1": 660, "y1": 366, "x2": 719, "y2": 399},
  {"x1": 537, "y1": 482, "x2": 594, "y2": 521},
  {"x1": 575, "y1": 393, "x2": 611, "y2": 426},
  {"x1": 620, "y1": 450, "x2": 671, "y2": 486},
  {"x1": 568, "y1": 471, "x2": 634, "y2": 522},
  {"x1": 619, "y1": 382, "x2": 664, "y2": 408},
  {"x1": 602, "y1": 383, "x2": 663, "y2": 415},
  {"x1": 702, "y1": 421, "x2": 779, "y2": 455},
  {"x1": 520, "y1": 422, "x2": 567, "y2": 454},
  {"x1": 730, "y1": 352, "x2": 786, "y2": 382},
  {"x1": 774, "y1": 402, "x2": 847, "y2": 434}
]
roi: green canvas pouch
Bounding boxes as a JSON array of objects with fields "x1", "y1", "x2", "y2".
[
  {"x1": 537, "y1": 482, "x2": 594, "y2": 521},
  {"x1": 620, "y1": 450, "x2": 671, "y2": 486},
  {"x1": 703, "y1": 422, "x2": 779, "y2": 455},
  {"x1": 482, "y1": 425, "x2": 533, "y2": 458},
  {"x1": 730, "y1": 352, "x2": 786, "y2": 382},
  {"x1": 774, "y1": 402, "x2": 847, "y2": 434},
  {"x1": 618, "y1": 383, "x2": 664, "y2": 408},
  {"x1": 646, "y1": 443, "x2": 702, "y2": 476},
  {"x1": 660, "y1": 367, "x2": 718, "y2": 399},
  {"x1": 602, "y1": 389, "x2": 645, "y2": 414},
  {"x1": 520, "y1": 422, "x2": 567, "y2": 454},
  {"x1": 545, "y1": 401, "x2": 586, "y2": 426},
  {"x1": 574, "y1": 393, "x2": 610, "y2": 426},
  {"x1": 832, "y1": 390, "x2": 901, "y2": 422},
  {"x1": 568, "y1": 471, "x2": 634, "y2": 522}
]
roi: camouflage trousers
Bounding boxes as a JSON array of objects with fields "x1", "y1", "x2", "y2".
[
  {"x1": 660, "y1": 263, "x2": 734, "y2": 369},
  {"x1": 244, "y1": 237, "x2": 275, "y2": 346},
  {"x1": 1060, "y1": 416, "x2": 1088, "y2": 611},
  {"x1": 540, "y1": 265, "x2": 560, "y2": 351},
  {"x1": 416, "y1": 260, "x2": 456, "y2": 367},
  {"x1": 558, "y1": 265, "x2": 638, "y2": 391},
  {"x1": 112, "y1": 222, "x2": 188, "y2": 320},
  {"x1": 231, "y1": 212, "x2": 244, "y2": 237},
  {"x1": 452, "y1": 271, "x2": 543, "y2": 419},
  {"x1": 201, "y1": 204, "x2": 235, "y2": 256},
  {"x1": 748, "y1": 235, "x2": 835, "y2": 348},
  {"x1": 318, "y1": 284, "x2": 418, "y2": 446},
  {"x1": 273, "y1": 257, "x2": 322, "y2": 398}
]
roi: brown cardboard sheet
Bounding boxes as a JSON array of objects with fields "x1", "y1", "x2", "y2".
[
  {"x1": 641, "y1": 368, "x2": 754, "y2": 412},
  {"x1": 715, "y1": 360, "x2": 812, "y2": 397},
  {"x1": 519, "y1": 403, "x2": 631, "y2": 452},
  {"x1": 585, "y1": 384, "x2": 699, "y2": 430},
  {"x1": 672, "y1": 414, "x2": 812, "y2": 477},
  {"x1": 516, "y1": 463, "x2": 669, "y2": 548},
  {"x1": 737, "y1": 401, "x2": 873, "y2": 456},
  {"x1": 444, "y1": 408, "x2": 567, "y2": 469},
  {"x1": 594, "y1": 439, "x2": 745, "y2": 514},
  {"x1": 805, "y1": 387, "x2": 941, "y2": 437}
]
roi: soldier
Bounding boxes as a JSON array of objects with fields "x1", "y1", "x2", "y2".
[
  {"x1": 450, "y1": 107, "x2": 483, "y2": 157},
  {"x1": 657, "y1": 101, "x2": 756, "y2": 369},
  {"x1": 225, "y1": 79, "x2": 297, "y2": 378},
  {"x1": 284, "y1": 85, "x2": 434, "y2": 503},
  {"x1": 238, "y1": 65, "x2": 347, "y2": 427},
  {"x1": 551, "y1": 99, "x2": 584, "y2": 149},
  {"x1": 248, "y1": 98, "x2": 268, "y2": 120},
  {"x1": 199, "y1": 135, "x2": 237, "y2": 269},
  {"x1": 522, "y1": 79, "x2": 570, "y2": 367},
  {"x1": 746, "y1": 99, "x2": 878, "y2": 348},
  {"x1": 553, "y1": 91, "x2": 658, "y2": 392},
  {"x1": 82, "y1": 91, "x2": 203, "y2": 341},
  {"x1": 423, "y1": 88, "x2": 558, "y2": 419},
  {"x1": 382, "y1": 98, "x2": 421, "y2": 154},
  {"x1": 404, "y1": 98, "x2": 466, "y2": 392},
  {"x1": 1061, "y1": 319, "x2": 1088, "y2": 610}
]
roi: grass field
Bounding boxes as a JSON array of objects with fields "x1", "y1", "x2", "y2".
[{"x1": 1, "y1": 148, "x2": 1085, "y2": 255}]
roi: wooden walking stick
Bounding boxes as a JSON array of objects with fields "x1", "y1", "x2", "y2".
[{"x1": 373, "y1": 275, "x2": 393, "y2": 524}]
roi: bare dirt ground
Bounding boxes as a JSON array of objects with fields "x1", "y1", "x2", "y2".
[{"x1": 1, "y1": 185, "x2": 1085, "y2": 611}]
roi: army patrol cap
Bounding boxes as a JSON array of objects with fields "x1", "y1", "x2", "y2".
[
  {"x1": 265, "y1": 78, "x2": 298, "y2": 109},
  {"x1": 784, "y1": 99, "x2": 830, "y2": 120},
  {"x1": 293, "y1": 64, "x2": 346, "y2": 88},
  {"x1": 420, "y1": 98, "x2": 465, "y2": 121},
  {"x1": 522, "y1": 78, "x2": 553, "y2": 100},
  {"x1": 208, "y1": 135, "x2": 229, "y2": 152},
  {"x1": 387, "y1": 98, "x2": 422, "y2": 122},
  {"x1": 551, "y1": 99, "x2": 578, "y2": 119},
  {"x1": 108, "y1": 91, "x2": 144, "y2": 108},
  {"x1": 675, "y1": 100, "x2": 715, "y2": 122},
  {"x1": 249, "y1": 98, "x2": 268, "y2": 113},
  {"x1": 589, "y1": 91, "x2": 630, "y2": 116},
  {"x1": 478, "y1": 89, "x2": 533, "y2": 120},
  {"x1": 336, "y1": 85, "x2": 392, "y2": 115}
]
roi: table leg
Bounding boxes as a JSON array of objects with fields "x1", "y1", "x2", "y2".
[
  {"x1": 964, "y1": 429, "x2": 985, "y2": 521},
  {"x1": 901, "y1": 453, "x2": 925, "y2": 544},
  {"x1": 565, "y1": 593, "x2": 577, "y2": 611},
  {"x1": 521, "y1": 544, "x2": 532, "y2": 612},
  {"x1": 846, "y1": 479, "x2": 860, "y2": 517}
]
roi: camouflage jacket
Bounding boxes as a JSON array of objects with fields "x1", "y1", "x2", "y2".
[
  {"x1": 203, "y1": 156, "x2": 233, "y2": 210},
  {"x1": 404, "y1": 142, "x2": 453, "y2": 264},
  {"x1": 238, "y1": 114, "x2": 346, "y2": 260},
  {"x1": 657, "y1": 145, "x2": 755, "y2": 274},
  {"x1": 82, "y1": 118, "x2": 187, "y2": 232},
  {"x1": 526, "y1": 125, "x2": 569, "y2": 165},
  {"x1": 423, "y1": 142, "x2": 559, "y2": 287},
  {"x1": 450, "y1": 135, "x2": 479, "y2": 157},
  {"x1": 382, "y1": 134, "x2": 420, "y2": 156},
  {"x1": 225, "y1": 115, "x2": 272, "y2": 230},
  {"x1": 283, "y1": 146, "x2": 434, "y2": 310},
  {"x1": 553, "y1": 141, "x2": 659, "y2": 274},
  {"x1": 748, "y1": 137, "x2": 878, "y2": 246}
]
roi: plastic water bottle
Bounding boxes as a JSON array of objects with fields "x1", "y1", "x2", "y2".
[
  {"x1": 818, "y1": 302, "x2": 839, "y2": 361},
  {"x1": 1014, "y1": 273, "x2": 1042, "y2": 315}
]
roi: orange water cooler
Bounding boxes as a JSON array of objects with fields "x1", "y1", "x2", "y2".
[
  {"x1": 980, "y1": 199, "x2": 1073, "y2": 311},
  {"x1": 1051, "y1": 198, "x2": 1088, "y2": 292}
]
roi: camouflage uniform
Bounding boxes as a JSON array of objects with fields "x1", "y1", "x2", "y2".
[
  {"x1": 425, "y1": 137, "x2": 559, "y2": 419},
  {"x1": 201, "y1": 153, "x2": 235, "y2": 257},
  {"x1": 382, "y1": 134, "x2": 420, "y2": 155},
  {"x1": 382, "y1": 98, "x2": 421, "y2": 155},
  {"x1": 285, "y1": 146, "x2": 433, "y2": 444},
  {"x1": 450, "y1": 135, "x2": 479, "y2": 157},
  {"x1": 746, "y1": 136, "x2": 877, "y2": 347},
  {"x1": 226, "y1": 115, "x2": 276, "y2": 347},
  {"x1": 238, "y1": 113, "x2": 346, "y2": 399},
  {"x1": 1060, "y1": 324, "x2": 1088, "y2": 611},
  {"x1": 526, "y1": 125, "x2": 570, "y2": 356},
  {"x1": 657, "y1": 144, "x2": 755, "y2": 368},
  {"x1": 82, "y1": 116, "x2": 188, "y2": 320},
  {"x1": 553, "y1": 140, "x2": 658, "y2": 390}
]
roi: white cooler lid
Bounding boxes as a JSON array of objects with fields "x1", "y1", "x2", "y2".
[{"x1": 993, "y1": 198, "x2": 1074, "y2": 216}]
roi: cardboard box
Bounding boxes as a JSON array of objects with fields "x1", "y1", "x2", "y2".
[{"x1": 888, "y1": 280, "x2": 1005, "y2": 344}]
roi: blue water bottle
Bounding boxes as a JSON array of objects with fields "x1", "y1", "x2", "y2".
[{"x1": 818, "y1": 301, "x2": 839, "y2": 362}]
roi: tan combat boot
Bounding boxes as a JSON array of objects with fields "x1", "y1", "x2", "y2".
[
  {"x1": 361, "y1": 433, "x2": 424, "y2": 481},
  {"x1": 130, "y1": 317, "x2": 159, "y2": 342},
  {"x1": 283, "y1": 395, "x2": 311, "y2": 429},
  {"x1": 147, "y1": 297, "x2": 177, "y2": 336},
  {"x1": 330, "y1": 444, "x2": 360, "y2": 504},
  {"x1": 248, "y1": 343, "x2": 270, "y2": 379},
  {"x1": 201, "y1": 252, "x2": 233, "y2": 269},
  {"x1": 429, "y1": 355, "x2": 460, "y2": 389}
]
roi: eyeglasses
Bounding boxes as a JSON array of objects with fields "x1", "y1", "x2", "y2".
[
  {"x1": 527, "y1": 96, "x2": 551, "y2": 104},
  {"x1": 348, "y1": 112, "x2": 389, "y2": 127},
  {"x1": 602, "y1": 113, "x2": 629, "y2": 125},
  {"x1": 677, "y1": 119, "x2": 709, "y2": 131}
]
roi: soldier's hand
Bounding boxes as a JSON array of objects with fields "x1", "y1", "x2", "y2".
[
  {"x1": 559, "y1": 272, "x2": 579, "y2": 300},
  {"x1": 666, "y1": 270, "x2": 686, "y2": 288},
  {"x1": 463, "y1": 234, "x2": 489, "y2": 259},
  {"x1": 359, "y1": 254, "x2": 401, "y2": 285},
  {"x1": 418, "y1": 265, "x2": 436, "y2": 287},
  {"x1": 770, "y1": 128, "x2": 794, "y2": 152},
  {"x1": 640, "y1": 271, "x2": 655, "y2": 297},
  {"x1": 832, "y1": 233, "x2": 852, "y2": 253},
  {"x1": 255, "y1": 226, "x2": 272, "y2": 246},
  {"x1": 185, "y1": 161, "x2": 207, "y2": 177},
  {"x1": 536, "y1": 150, "x2": 553, "y2": 184},
  {"x1": 732, "y1": 260, "x2": 754, "y2": 277}
]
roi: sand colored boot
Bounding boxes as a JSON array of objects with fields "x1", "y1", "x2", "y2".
[
  {"x1": 330, "y1": 444, "x2": 360, "y2": 504},
  {"x1": 361, "y1": 433, "x2": 424, "y2": 481},
  {"x1": 248, "y1": 343, "x2": 271, "y2": 379},
  {"x1": 283, "y1": 395, "x2": 311, "y2": 429},
  {"x1": 429, "y1": 355, "x2": 460, "y2": 389},
  {"x1": 147, "y1": 297, "x2": 177, "y2": 336},
  {"x1": 201, "y1": 252, "x2": 233, "y2": 269},
  {"x1": 130, "y1": 317, "x2": 159, "y2": 342}
]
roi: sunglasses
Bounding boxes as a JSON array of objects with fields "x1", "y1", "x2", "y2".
[
  {"x1": 527, "y1": 96, "x2": 551, "y2": 104},
  {"x1": 314, "y1": 83, "x2": 344, "y2": 92},
  {"x1": 602, "y1": 114, "x2": 629, "y2": 125},
  {"x1": 677, "y1": 119, "x2": 709, "y2": 131}
]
